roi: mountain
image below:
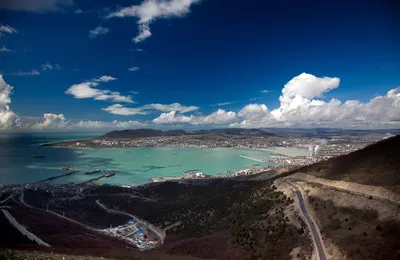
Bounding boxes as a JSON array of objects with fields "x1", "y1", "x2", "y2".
[
  {"x1": 102, "y1": 128, "x2": 275, "y2": 139},
  {"x1": 301, "y1": 134, "x2": 400, "y2": 193},
  {"x1": 102, "y1": 129, "x2": 187, "y2": 139}
]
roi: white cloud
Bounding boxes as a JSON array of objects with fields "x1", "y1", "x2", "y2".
[
  {"x1": 16, "y1": 70, "x2": 40, "y2": 76},
  {"x1": 195, "y1": 109, "x2": 238, "y2": 125},
  {"x1": 30, "y1": 113, "x2": 146, "y2": 130},
  {"x1": 41, "y1": 63, "x2": 61, "y2": 71},
  {"x1": 32, "y1": 113, "x2": 68, "y2": 129},
  {"x1": 0, "y1": 75, "x2": 20, "y2": 130},
  {"x1": 153, "y1": 109, "x2": 238, "y2": 125},
  {"x1": 136, "y1": 48, "x2": 144, "y2": 52},
  {"x1": 0, "y1": 0, "x2": 74, "y2": 13},
  {"x1": 0, "y1": 25, "x2": 17, "y2": 35},
  {"x1": 107, "y1": 0, "x2": 200, "y2": 43},
  {"x1": 260, "y1": 89, "x2": 269, "y2": 93},
  {"x1": 215, "y1": 102, "x2": 232, "y2": 106},
  {"x1": 102, "y1": 102, "x2": 197, "y2": 116},
  {"x1": 41, "y1": 64, "x2": 53, "y2": 70},
  {"x1": 74, "y1": 9, "x2": 83, "y2": 14},
  {"x1": 95, "y1": 75, "x2": 116, "y2": 82},
  {"x1": 134, "y1": 24, "x2": 152, "y2": 43},
  {"x1": 66, "y1": 76, "x2": 134, "y2": 103},
  {"x1": 89, "y1": 26, "x2": 110, "y2": 39},
  {"x1": 74, "y1": 120, "x2": 145, "y2": 129},
  {"x1": 143, "y1": 103, "x2": 199, "y2": 113},
  {"x1": 128, "y1": 67, "x2": 140, "y2": 72},
  {"x1": 102, "y1": 104, "x2": 149, "y2": 116},
  {"x1": 152, "y1": 111, "x2": 192, "y2": 124},
  {"x1": 0, "y1": 46, "x2": 11, "y2": 52},
  {"x1": 233, "y1": 73, "x2": 400, "y2": 128}
]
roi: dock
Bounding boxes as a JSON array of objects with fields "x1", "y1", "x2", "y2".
[
  {"x1": 85, "y1": 169, "x2": 101, "y2": 175},
  {"x1": 79, "y1": 172, "x2": 116, "y2": 185},
  {"x1": 36, "y1": 170, "x2": 79, "y2": 183},
  {"x1": 149, "y1": 176, "x2": 184, "y2": 183}
]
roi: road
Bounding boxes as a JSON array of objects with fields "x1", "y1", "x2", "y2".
[
  {"x1": 1, "y1": 209, "x2": 51, "y2": 247},
  {"x1": 286, "y1": 180, "x2": 327, "y2": 260},
  {"x1": 287, "y1": 177, "x2": 400, "y2": 207},
  {"x1": 96, "y1": 199, "x2": 166, "y2": 243},
  {"x1": 19, "y1": 189, "x2": 98, "y2": 232}
]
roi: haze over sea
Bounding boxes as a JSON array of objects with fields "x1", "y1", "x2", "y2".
[{"x1": 0, "y1": 133, "x2": 309, "y2": 186}]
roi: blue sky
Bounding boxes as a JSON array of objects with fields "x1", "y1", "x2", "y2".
[{"x1": 0, "y1": 0, "x2": 399, "y2": 131}]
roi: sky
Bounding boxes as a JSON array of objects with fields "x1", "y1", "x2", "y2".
[{"x1": 0, "y1": 0, "x2": 399, "y2": 131}]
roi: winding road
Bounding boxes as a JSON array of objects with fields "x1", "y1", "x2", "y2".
[
  {"x1": 286, "y1": 180, "x2": 327, "y2": 260},
  {"x1": 95, "y1": 199, "x2": 165, "y2": 243}
]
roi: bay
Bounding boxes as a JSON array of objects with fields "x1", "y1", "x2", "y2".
[{"x1": 0, "y1": 133, "x2": 284, "y2": 185}]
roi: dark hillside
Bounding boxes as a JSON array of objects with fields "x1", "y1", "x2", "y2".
[{"x1": 301, "y1": 135, "x2": 400, "y2": 193}]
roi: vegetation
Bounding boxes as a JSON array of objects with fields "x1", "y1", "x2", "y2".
[
  {"x1": 309, "y1": 196, "x2": 400, "y2": 260},
  {"x1": 93, "y1": 179, "x2": 312, "y2": 259},
  {"x1": 301, "y1": 135, "x2": 400, "y2": 193}
]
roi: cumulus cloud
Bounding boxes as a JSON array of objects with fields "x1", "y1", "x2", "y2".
[
  {"x1": 107, "y1": 0, "x2": 200, "y2": 43},
  {"x1": 153, "y1": 109, "x2": 238, "y2": 125},
  {"x1": 128, "y1": 67, "x2": 140, "y2": 72},
  {"x1": 30, "y1": 113, "x2": 145, "y2": 130},
  {"x1": 32, "y1": 113, "x2": 68, "y2": 129},
  {"x1": 66, "y1": 76, "x2": 134, "y2": 103},
  {"x1": 102, "y1": 104, "x2": 149, "y2": 116},
  {"x1": 0, "y1": 46, "x2": 11, "y2": 52},
  {"x1": 89, "y1": 26, "x2": 110, "y2": 39},
  {"x1": 152, "y1": 111, "x2": 192, "y2": 124},
  {"x1": 0, "y1": 75, "x2": 20, "y2": 130},
  {"x1": 0, "y1": 0, "x2": 74, "y2": 13},
  {"x1": 233, "y1": 73, "x2": 400, "y2": 128}
]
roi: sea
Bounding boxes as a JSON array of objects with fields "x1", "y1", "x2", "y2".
[{"x1": 0, "y1": 133, "x2": 307, "y2": 186}]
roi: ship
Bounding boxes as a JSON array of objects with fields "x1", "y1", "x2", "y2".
[
  {"x1": 85, "y1": 169, "x2": 101, "y2": 175},
  {"x1": 61, "y1": 166, "x2": 73, "y2": 171}
]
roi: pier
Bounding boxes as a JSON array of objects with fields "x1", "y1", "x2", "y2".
[
  {"x1": 36, "y1": 170, "x2": 79, "y2": 183},
  {"x1": 79, "y1": 172, "x2": 116, "y2": 185}
]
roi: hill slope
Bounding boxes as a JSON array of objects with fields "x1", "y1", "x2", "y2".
[{"x1": 301, "y1": 135, "x2": 400, "y2": 193}]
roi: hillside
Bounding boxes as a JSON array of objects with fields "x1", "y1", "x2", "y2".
[
  {"x1": 301, "y1": 135, "x2": 400, "y2": 193},
  {"x1": 102, "y1": 129, "x2": 187, "y2": 139},
  {"x1": 101, "y1": 128, "x2": 275, "y2": 139}
]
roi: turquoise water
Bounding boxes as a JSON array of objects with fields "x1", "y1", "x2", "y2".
[{"x1": 0, "y1": 133, "x2": 279, "y2": 186}]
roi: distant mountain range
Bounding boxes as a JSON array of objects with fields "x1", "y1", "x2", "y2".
[{"x1": 102, "y1": 128, "x2": 276, "y2": 139}]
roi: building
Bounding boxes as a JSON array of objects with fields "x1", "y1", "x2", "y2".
[{"x1": 137, "y1": 229, "x2": 144, "y2": 239}]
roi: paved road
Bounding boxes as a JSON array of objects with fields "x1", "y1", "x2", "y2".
[
  {"x1": 287, "y1": 177, "x2": 400, "y2": 207},
  {"x1": 286, "y1": 181, "x2": 327, "y2": 260},
  {"x1": 1, "y1": 209, "x2": 51, "y2": 247}
]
